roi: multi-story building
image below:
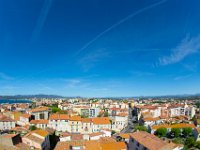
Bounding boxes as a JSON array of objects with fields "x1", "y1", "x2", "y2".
[
  {"x1": 111, "y1": 114, "x2": 128, "y2": 132},
  {"x1": 92, "y1": 117, "x2": 111, "y2": 132},
  {"x1": 128, "y1": 131, "x2": 183, "y2": 150},
  {"x1": 30, "y1": 119, "x2": 49, "y2": 129},
  {"x1": 29, "y1": 107, "x2": 51, "y2": 120},
  {"x1": 69, "y1": 116, "x2": 82, "y2": 133},
  {"x1": 22, "y1": 129, "x2": 50, "y2": 150},
  {"x1": 18, "y1": 113, "x2": 31, "y2": 126},
  {"x1": 0, "y1": 114, "x2": 16, "y2": 130},
  {"x1": 48, "y1": 114, "x2": 70, "y2": 132},
  {"x1": 80, "y1": 107, "x2": 100, "y2": 118}
]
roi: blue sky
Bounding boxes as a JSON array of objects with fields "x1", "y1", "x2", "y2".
[{"x1": 1, "y1": 0, "x2": 200, "y2": 97}]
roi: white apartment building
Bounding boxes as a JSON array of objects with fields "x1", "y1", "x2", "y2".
[
  {"x1": 111, "y1": 115, "x2": 128, "y2": 132},
  {"x1": 48, "y1": 114, "x2": 70, "y2": 132},
  {"x1": 29, "y1": 107, "x2": 51, "y2": 120},
  {"x1": 0, "y1": 114, "x2": 15, "y2": 130}
]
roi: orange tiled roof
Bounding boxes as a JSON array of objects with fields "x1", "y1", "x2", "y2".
[
  {"x1": 70, "y1": 116, "x2": 82, "y2": 121},
  {"x1": 81, "y1": 118, "x2": 92, "y2": 122},
  {"x1": 0, "y1": 114, "x2": 15, "y2": 122},
  {"x1": 30, "y1": 107, "x2": 49, "y2": 113},
  {"x1": 130, "y1": 131, "x2": 181, "y2": 150},
  {"x1": 101, "y1": 142, "x2": 127, "y2": 150},
  {"x1": 152, "y1": 123, "x2": 195, "y2": 130},
  {"x1": 89, "y1": 132, "x2": 104, "y2": 137},
  {"x1": 118, "y1": 133, "x2": 131, "y2": 139},
  {"x1": 49, "y1": 114, "x2": 69, "y2": 120},
  {"x1": 21, "y1": 113, "x2": 31, "y2": 118},
  {"x1": 92, "y1": 117, "x2": 110, "y2": 125},
  {"x1": 12, "y1": 111, "x2": 22, "y2": 121},
  {"x1": 30, "y1": 119, "x2": 49, "y2": 124},
  {"x1": 33, "y1": 129, "x2": 49, "y2": 137}
]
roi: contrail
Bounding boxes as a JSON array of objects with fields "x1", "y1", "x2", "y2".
[
  {"x1": 75, "y1": 0, "x2": 167, "y2": 56},
  {"x1": 31, "y1": 0, "x2": 53, "y2": 43}
]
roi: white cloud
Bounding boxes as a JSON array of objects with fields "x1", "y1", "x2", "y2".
[
  {"x1": 0, "y1": 72, "x2": 14, "y2": 80},
  {"x1": 130, "y1": 70, "x2": 155, "y2": 77},
  {"x1": 159, "y1": 35, "x2": 200, "y2": 65},
  {"x1": 79, "y1": 48, "x2": 110, "y2": 71},
  {"x1": 174, "y1": 74, "x2": 192, "y2": 81}
]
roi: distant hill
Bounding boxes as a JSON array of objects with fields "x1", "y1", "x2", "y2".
[
  {"x1": 0, "y1": 94, "x2": 65, "y2": 99},
  {"x1": 0, "y1": 93, "x2": 200, "y2": 100}
]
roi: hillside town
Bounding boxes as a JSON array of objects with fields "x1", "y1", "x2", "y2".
[{"x1": 0, "y1": 98, "x2": 200, "y2": 150}]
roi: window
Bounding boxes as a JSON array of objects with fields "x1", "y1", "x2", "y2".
[
  {"x1": 137, "y1": 142, "x2": 140, "y2": 147},
  {"x1": 132, "y1": 138, "x2": 134, "y2": 143},
  {"x1": 143, "y1": 147, "x2": 147, "y2": 150},
  {"x1": 40, "y1": 113, "x2": 45, "y2": 119}
]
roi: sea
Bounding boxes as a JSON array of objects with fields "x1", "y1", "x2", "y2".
[{"x1": 0, "y1": 99, "x2": 32, "y2": 104}]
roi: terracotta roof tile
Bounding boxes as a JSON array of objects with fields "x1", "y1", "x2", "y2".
[
  {"x1": 32, "y1": 129, "x2": 49, "y2": 137},
  {"x1": 21, "y1": 113, "x2": 31, "y2": 118},
  {"x1": 92, "y1": 117, "x2": 110, "y2": 125},
  {"x1": 0, "y1": 114, "x2": 15, "y2": 122},
  {"x1": 30, "y1": 107, "x2": 50, "y2": 113},
  {"x1": 49, "y1": 114, "x2": 69, "y2": 120},
  {"x1": 130, "y1": 131, "x2": 181, "y2": 150},
  {"x1": 30, "y1": 119, "x2": 49, "y2": 124},
  {"x1": 70, "y1": 116, "x2": 82, "y2": 121},
  {"x1": 152, "y1": 123, "x2": 195, "y2": 130}
]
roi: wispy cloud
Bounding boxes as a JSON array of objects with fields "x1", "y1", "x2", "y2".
[
  {"x1": 159, "y1": 35, "x2": 200, "y2": 65},
  {"x1": 63, "y1": 79, "x2": 81, "y2": 88},
  {"x1": 130, "y1": 70, "x2": 155, "y2": 77},
  {"x1": 0, "y1": 72, "x2": 15, "y2": 80},
  {"x1": 79, "y1": 48, "x2": 110, "y2": 71},
  {"x1": 31, "y1": 0, "x2": 53, "y2": 43},
  {"x1": 75, "y1": 0, "x2": 167, "y2": 56},
  {"x1": 174, "y1": 74, "x2": 192, "y2": 81}
]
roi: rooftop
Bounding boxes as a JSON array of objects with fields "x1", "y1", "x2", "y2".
[
  {"x1": 30, "y1": 107, "x2": 50, "y2": 113},
  {"x1": 50, "y1": 113, "x2": 69, "y2": 120},
  {"x1": 152, "y1": 123, "x2": 195, "y2": 130},
  {"x1": 30, "y1": 119, "x2": 49, "y2": 124},
  {"x1": 130, "y1": 131, "x2": 182, "y2": 150}
]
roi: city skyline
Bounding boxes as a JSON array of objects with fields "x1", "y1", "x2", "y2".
[{"x1": 1, "y1": 0, "x2": 200, "y2": 97}]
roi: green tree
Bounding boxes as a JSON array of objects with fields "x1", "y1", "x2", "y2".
[
  {"x1": 155, "y1": 127, "x2": 167, "y2": 137},
  {"x1": 195, "y1": 102, "x2": 200, "y2": 108},
  {"x1": 195, "y1": 141, "x2": 200, "y2": 149},
  {"x1": 29, "y1": 125, "x2": 37, "y2": 131},
  {"x1": 58, "y1": 110, "x2": 68, "y2": 114},
  {"x1": 48, "y1": 106, "x2": 62, "y2": 113},
  {"x1": 170, "y1": 128, "x2": 181, "y2": 138},
  {"x1": 104, "y1": 111, "x2": 109, "y2": 117},
  {"x1": 172, "y1": 138, "x2": 184, "y2": 144},
  {"x1": 81, "y1": 114, "x2": 88, "y2": 118},
  {"x1": 182, "y1": 127, "x2": 192, "y2": 137},
  {"x1": 135, "y1": 125, "x2": 148, "y2": 132},
  {"x1": 185, "y1": 137, "x2": 195, "y2": 148},
  {"x1": 111, "y1": 130, "x2": 116, "y2": 135}
]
